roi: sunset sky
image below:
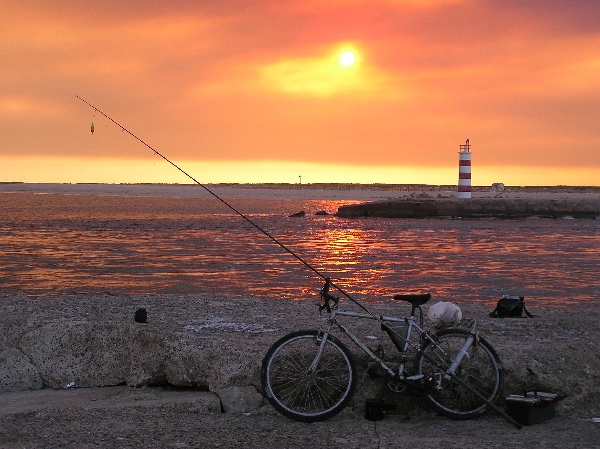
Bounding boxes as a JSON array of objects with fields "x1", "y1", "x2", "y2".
[{"x1": 1, "y1": 0, "x2": 599, "y2": 186}]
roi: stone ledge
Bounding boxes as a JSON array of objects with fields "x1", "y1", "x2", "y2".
[
  {"x1": 1, "y1": 293, "x2": 599, "y2": 417},
  {"x1": 336, "y1": 198, "x2": 600, "y2": 219},
  {"x1": 0, "y1": 386, "x2": 222, "y2": 417}
]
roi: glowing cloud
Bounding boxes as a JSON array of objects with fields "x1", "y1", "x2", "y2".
[
  {"x1": 260, "y1": 44, "x2": 393, "y2": 97},
  {"x1": 1, "y1": 1, "x2": 599, "y2": 185}
]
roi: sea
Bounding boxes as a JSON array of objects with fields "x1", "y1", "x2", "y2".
[{"x1": 1, "y1": 185, "x2": 598, "y2": 309}]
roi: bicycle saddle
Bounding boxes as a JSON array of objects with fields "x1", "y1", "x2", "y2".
[{"x1": 392, "y1": 293, "x2": 431, "y2": 306}]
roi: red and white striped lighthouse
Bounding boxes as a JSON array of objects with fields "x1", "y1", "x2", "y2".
[{"x1": 457, "y1": 139, "x2": 471, "y2": 199}]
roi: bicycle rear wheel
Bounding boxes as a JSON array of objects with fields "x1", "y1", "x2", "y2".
[
  {"x1": 414, "y1": 329, "x2": 503, "y2": 419},
  {"x1": 261, "y1": 330, "x2": 356, "y2": 422}
]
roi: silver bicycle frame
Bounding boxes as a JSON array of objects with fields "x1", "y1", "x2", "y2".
[
  {"x1": 308, "y1": 303, "x2": 521, "y2": 428},
  {"x1": 307, "y1": 305, "x2": 521, "y2": 428},
  {"x1": 315, "y1": 309, "x2": 434, "y2": 379}
]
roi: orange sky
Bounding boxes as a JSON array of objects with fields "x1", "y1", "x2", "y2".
[{"x1": 1, "y1": 0, "x2": 599, "y2": 185}]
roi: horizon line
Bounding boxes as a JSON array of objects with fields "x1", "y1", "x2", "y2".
[{"x1": 2, "y1": 181, "x2": 599, "y2": 190}]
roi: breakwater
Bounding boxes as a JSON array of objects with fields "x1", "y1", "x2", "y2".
[
  {"x1": 1, "y1": 293, "x2": 598, "y2": 417},
  {"x1": 336, "y1": 198, "x2": 600, "y2": 219}
]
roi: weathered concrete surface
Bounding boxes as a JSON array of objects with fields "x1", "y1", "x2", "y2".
[
  {"x1": 336, "y1": 198, "x2": 600, "y2": 219},
  {"x1": 0, "y1": 385, "x2": 222, "y2": 417},
  {"x1": 0, "y1": 348, "x2": 43, "y2": 391},
  {"x1": 18, "y1": 321, "x2": 126, "y2": 389},
  {"x1": 3, "y1": 388, "x2": 599, "y2": 449},
  {"x1": 1, "y1": 293, "x2": 598, "y2": 418}
]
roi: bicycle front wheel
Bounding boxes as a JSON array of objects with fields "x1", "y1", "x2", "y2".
[
  {"x1": 261, "y1": 330, "x2": 356, "y2": 422},
  {"x1": 414, "y1": 329, "x2": 503, "y2": 420}
]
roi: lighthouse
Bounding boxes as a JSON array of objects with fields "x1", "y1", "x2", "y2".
[{"x1": 457, "y1": 139, "x2": 472, "y2": 199}]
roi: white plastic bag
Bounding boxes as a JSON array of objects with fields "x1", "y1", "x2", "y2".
[{"x1": 428, "y1": 302, "x2": 462, "y2": 329}]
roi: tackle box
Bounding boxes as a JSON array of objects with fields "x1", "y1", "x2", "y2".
[{"x1": 505, "y1": 391, "x2": 557, "y2": 425}]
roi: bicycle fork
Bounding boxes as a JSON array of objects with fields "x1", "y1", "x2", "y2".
[
  {"x1": 422, "y1": 333, "x2": 475, "y2": 391},
  {"x1": 446, "y1": 333, "x2": 476, "y2": 379},
  {"x1": 307, "y1": 328, "x2": 332, "y2": 374}
]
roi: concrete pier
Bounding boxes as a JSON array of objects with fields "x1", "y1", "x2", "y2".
[{"x1": 336, "y1": 197, "x2": 600, "y2": 219}]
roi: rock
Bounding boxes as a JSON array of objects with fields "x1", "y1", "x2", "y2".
[
  {"x1": 164, "y1": 338, "x2": 213, "y2": 388},
  {"x1": 315, "y1": 210, "x2": 330, "y2": 215},
  {"x1": 289, "y1": 211, "x2": 306, "y2": 217},
  {"x1": 206, "y1": 345, "x2": 263, "y2": 391},
  {"x1": 217, "y1": 385, "x2": 264, "y2": 413},
  {"x1": 0, "y1": 348, "x2": 43, "y2": 392},
  {"x1": 18, "y1": 321, "x2": 125, "y2": 389},
  {"x1": 125, "y1": 325, "x2": 167, "y2": 386}
]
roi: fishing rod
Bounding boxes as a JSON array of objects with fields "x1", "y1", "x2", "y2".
[
  {"x1": 76, "y1": 100, "x2": 523, "y2": 429},
  {"x1": 76, "y1": 95, "x2": 375, "y2": 315}
]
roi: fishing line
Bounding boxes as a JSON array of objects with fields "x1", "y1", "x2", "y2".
[
  {"x1": 76, "y1": 100, "x2": 521, "y2": 428},
  {"x1": 76, "y1": 95, "x2": 375, "y2": 314}
]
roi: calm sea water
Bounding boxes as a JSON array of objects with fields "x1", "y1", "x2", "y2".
[{"x1": 1, "y1": 191, "x2": 598, "y2": 308}]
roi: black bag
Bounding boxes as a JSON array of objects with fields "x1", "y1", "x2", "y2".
[{"x1": 490, "y1": 295, "x2": 534, "y2": 318}]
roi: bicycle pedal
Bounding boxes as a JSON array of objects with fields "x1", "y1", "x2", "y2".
[{"x1": 387, "y1": 378, "x2": 407, "y2": 393}]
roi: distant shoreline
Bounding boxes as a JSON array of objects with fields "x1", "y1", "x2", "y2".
[
  {"x1": 2, "y1": 181, "x2": 600, "y2": 191},
  {"x1": 1, "y1": 182, "x2": 599, "y2": 203},
  {"x1": 0, "y1": 182, "x2": 600, "y2": 203}
]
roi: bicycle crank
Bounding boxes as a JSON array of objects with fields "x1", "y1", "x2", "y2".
[{"x1": 387, "y1": 377, "x2": 407, "y2": 393}]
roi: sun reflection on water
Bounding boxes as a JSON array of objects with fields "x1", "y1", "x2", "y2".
[{"x1": 0, "y1": 193, "x2": 598, "y2": 308}]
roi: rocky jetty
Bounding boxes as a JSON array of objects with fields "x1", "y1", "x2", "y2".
[
  {"x1": 336, "y1": 197, "x2": 600, "y2": 219},
  {"x1": 1, "y1": 293, "x2": 598, "y2": 418}
]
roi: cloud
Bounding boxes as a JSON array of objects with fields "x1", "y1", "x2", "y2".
[
  {"x1": 1, "y1": 0, "x2": 599, "y2": 184},
  {"x1": 259, "y1": 44, "x2": 402, "y2": 98}
]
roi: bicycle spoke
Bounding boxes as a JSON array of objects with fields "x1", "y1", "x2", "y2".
[
  {"x1": 262, "y1": 331, "x2": 355, "y2": 422},
  {"x1": 415, "y1": 329, "x2": 503, "y2": 419}
]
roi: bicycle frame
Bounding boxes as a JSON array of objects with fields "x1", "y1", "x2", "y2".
[
  {"x1": 311, "y1": 304, "x2": 521, "y2": 428},
  {"x1": 317, "y1": 308, "x2": 454, "y2": 382}
]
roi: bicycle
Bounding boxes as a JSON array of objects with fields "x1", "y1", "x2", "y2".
[{"x1": 262, "y1": 278, "x2": 520, "y2": 427}]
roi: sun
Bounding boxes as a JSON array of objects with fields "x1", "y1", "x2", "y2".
[{"x1": 339, "y1": 50, "x2": 356, "y2": 67}]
